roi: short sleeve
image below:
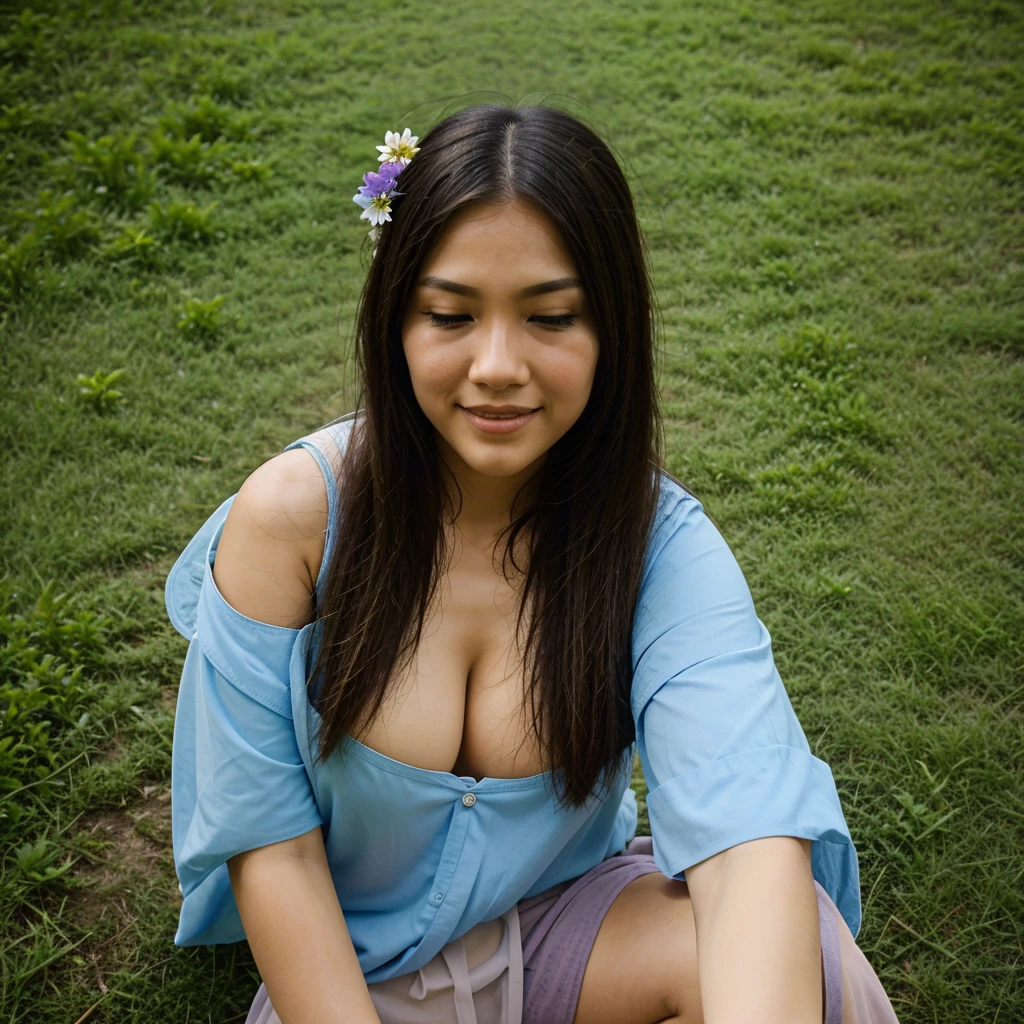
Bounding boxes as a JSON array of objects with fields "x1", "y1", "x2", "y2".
[
  {"x1": 168, "y1": 504, "x2": 324, "y2": 946},
  {"x1": 631, "y1": 483, "x2": 862, "y2": 936}
]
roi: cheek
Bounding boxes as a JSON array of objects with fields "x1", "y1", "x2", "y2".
[
  {"x1": 404, "y1": 333, "x2": 462, "y2": 396},
  {"x1": 540, "y1": 341, "x2": 598, "y2": 406}
]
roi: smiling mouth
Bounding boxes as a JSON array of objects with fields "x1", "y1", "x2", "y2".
[{"x1": 458, "y1": 406, "x2": 540, "y2": 432}]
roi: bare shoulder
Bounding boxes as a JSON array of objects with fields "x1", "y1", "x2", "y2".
[
  {"x1": 212, "y1": 447, "x2": 329, "y2": 629},
  {"x1": 232, "y1": 447, "x2": 329, "y2": 543}
]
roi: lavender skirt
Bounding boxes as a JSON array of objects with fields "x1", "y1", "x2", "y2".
[{"x1": 244, "y1": 836, "x2": 899, "y2": 1024}]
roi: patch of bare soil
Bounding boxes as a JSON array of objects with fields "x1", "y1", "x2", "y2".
[
  {"x1": 71, "y1": 785, "x2": 175, "y2": 921},
  {"x1": 65, "y1": 785, "x2": 178, "y2": 997}
]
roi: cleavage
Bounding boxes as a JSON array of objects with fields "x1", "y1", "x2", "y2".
[{"x1": 350, "y1": 545, "x2": 549, "y2": 781}]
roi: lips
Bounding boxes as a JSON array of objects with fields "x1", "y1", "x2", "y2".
[
  {"x1": 459, "y1": 406, "x2": 539, "y2": 434},
  {"x1": 463, "y1": 407, "x2": 538, "y2": 417}
]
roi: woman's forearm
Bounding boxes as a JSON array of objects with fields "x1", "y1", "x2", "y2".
[
  {"x1": 228, "y1": 828, "x2": 382, "y2": 1024},
  {"x1": 686, "y1": 836, "x2": 822, "y2": 1024}
]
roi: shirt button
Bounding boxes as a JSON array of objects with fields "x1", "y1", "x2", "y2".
[
  {"x1": 433, "y1": 892, "x2": 443, "y2": 902},
  {"x1": 462, "y1": 792, "x2": 477, "y2": 807}
]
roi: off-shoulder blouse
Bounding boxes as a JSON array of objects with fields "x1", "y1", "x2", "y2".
[{"x1": 166, "y1": 412, "x2": 860, "y2": 983}]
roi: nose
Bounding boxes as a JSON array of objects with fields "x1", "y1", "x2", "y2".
[{"x1": 466, "y1": 315, "x2": 530, "y2": 390}]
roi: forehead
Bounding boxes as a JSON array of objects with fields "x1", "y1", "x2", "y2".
[{"x1": 418, "y1": 199, "x2": 577, "y2": 280}]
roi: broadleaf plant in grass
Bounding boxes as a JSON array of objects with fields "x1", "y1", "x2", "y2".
[
  {"x1": 0, "y1": 9, "x2": 57, "y2": 70},
  {"x1": 11, "y1": 190, "x2": 101, "y2": 262},
  {"x1": 177, "y1": 294, "x2": 227, "y2": 342},
  {"x1": 0, "y1": 582, "x2": 110, "y2": 798},
  {"x1": 75, "y1": 369, "x2": 127, "y2": 413},
  {"x1": 228, "y1": 157, "x2": 273, "y2": 184},
  {"x1": 0, "y1": 234, "x2": 42, "y2": 305},
  {"x1": 147, "y1": 199, "x2": 222, "y2": 245},
  {"x1": 157, "y1": 95, "x2": 259, "y2": 144},
  {"x1": 14, "y1": 837, "x2": 76, "y2": 885},
  {"x1": 104, "y1": 227, "x2": 163, "y2": 269},
  {"x1": 149, "y1": 129, "x2": 233, "y2": 188},
  {"x1": 59, "y1": 131, "x2": 156, "y2": 213}
]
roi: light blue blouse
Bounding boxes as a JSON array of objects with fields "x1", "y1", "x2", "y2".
[{"x1": 167, "y1": 413, "x2": 860, "y2": 981}]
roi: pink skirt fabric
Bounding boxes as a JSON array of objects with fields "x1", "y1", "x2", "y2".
[{"x1": 243, "y1": 836, "x2": 899, "y2": 1024}]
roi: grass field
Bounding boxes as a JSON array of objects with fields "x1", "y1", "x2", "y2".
[{"x1": 1, "y1": 0, "x2": 1021, "y2": 1021}]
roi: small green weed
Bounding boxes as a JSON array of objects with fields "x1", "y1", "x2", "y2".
[
  {"x1": 147, "y1": 199, "x2": 221, "y2": 244},
  {"x1": 0, "y1": 234, "x2": 41, "y2": 304},
  {"x1": 779, "y1": 323, "x2": 861, "y2": 380},
  {"x1": 801, "y1": 570, "x2": 856, "y2": 607},
  {"x1": 104, "y1": 226, "x2": 163, "y2": 269},
  {"x1": 12, "y1": 190, "x2": 101, "y2": 262},
  {"x1": 196, "y1": 57, "x2": 253, "y2": 104},
  {"x1": 0, "y1": 101, "x2": 53, "y2": 138},
  {"x1": 1, "y1": 192, "x2": 102, "y2": 306},
  {"x1": 0, "y1": 582, "x2": 110, "y2": 803},
  {"x1": 0, "y1": 9, "x2": 56, "y2": 70},
  {"x1": 787, "y1": 380, "x2": 888, "y2": 448},
  {"x1": 149, "y1": 129, "x2": 231, "y2": 187},
  {"x1": 149, "y1": 130, "x2": 271, "y2": 188},
  {"x1": 796, "y1": 40, "x2": 854, "y2": 70},
  {"x1": 755, "y1": 455, "x2": 858, "y2": 518},
  {"x1": 11, "y1": 583, "x2": 109, "y2": 666},
  {"x1": 778, "y1": 324, "x2": 889, "y2": 449},
  {"x1": 60, "y1": 130, "x2": 156, "y2": 212},
  {"x1": 13, "y1": 837, "x2": 76, "y2": 885},
  {"x1": 228, "y1": 157, "x2": 273, "y2": 184},
  {"x1": 74, "y1": 369, "x2": 127, "y2": 413},
  {"x1": 757, "y1": 258, "x2": 801, "y2": 293},
  {"x1": 158, "y1": 96, "x2": 257, "y2": 143},
  {"x1": 177, "y1": 294, "x2": 226, "y2": 341},
  {"x1": 889, "y1": 759, "x2": 968, "y2": 846}
]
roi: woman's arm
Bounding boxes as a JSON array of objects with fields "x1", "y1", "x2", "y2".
[
  {"x1": 685, "y1": 836, "x2": 822, "y2": 1024},
  {"x1": 631, "y1": 492, "x2": 861, "y2": 1017},
  {"x1": 228, "y1": 829, "x2": 382, "y2": 1024},
  {"x1": 214, "y1": 451, "x2": 381, "y2": 1021}
]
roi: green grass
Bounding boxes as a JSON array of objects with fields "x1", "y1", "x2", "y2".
[{"x1": 1, "y1": 0, "x2": 1021, "y2": 1020}]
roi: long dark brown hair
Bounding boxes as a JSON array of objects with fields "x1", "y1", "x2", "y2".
[{"x1": 307, "y1": 102, "x2": 665, "y2": 810}]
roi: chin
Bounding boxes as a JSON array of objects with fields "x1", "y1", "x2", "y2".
[
  {"x1": 461, "y1": 448, "x2": 541, "y2": 478},
  {"x1": 446, "y1": 431, "x2": 545, "y2": 474}
]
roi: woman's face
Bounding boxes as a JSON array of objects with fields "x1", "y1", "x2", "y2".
[{"x1": 402, "y1": 199, "x2": 599, "y2": 490}]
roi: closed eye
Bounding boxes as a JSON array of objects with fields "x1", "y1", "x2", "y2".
[
  {"x1": 426, "y1": 312, "x2": 472, "y2": 329},
  {"x1": 532, "y1": 315, "x2": 578, "y2": 330}
]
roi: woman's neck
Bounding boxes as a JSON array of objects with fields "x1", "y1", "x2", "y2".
[{"x1": 435, "y1": 437, "x2": 545, "y2": 549}]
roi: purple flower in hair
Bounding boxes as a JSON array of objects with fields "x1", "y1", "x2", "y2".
[{"x1": 357, "y1": 161, "x2": 404, "y2": 199}]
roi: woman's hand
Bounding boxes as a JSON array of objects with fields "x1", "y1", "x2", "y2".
[{"x1": 684, "y1": 836, "x2": 822, "y2": 1024}]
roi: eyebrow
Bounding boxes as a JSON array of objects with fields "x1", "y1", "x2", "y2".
[{"x1": 417, "y1": 275, "x2": 583, "y2": 299}]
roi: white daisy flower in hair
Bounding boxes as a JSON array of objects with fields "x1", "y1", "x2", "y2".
[
  {"x1": 376, "y1": 128, "x2": 420, "y2": 166},
  {"x1": 360, "y1": 194, "x2": 394, "y2": 226}
]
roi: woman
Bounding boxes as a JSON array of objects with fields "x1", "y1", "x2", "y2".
[{"x1": 167, "y1": 104, "x2": 900, "y2": 1023}]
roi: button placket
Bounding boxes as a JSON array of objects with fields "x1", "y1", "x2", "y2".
[
  {"x1": 422, "y1": 787, "x2": 475, "y2": 919},
  {"x1": 428, "y1": 792, "x2": 479, "y2": 907}
]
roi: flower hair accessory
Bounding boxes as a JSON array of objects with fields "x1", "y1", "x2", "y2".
[{"x1": 352, "y1": 127, "x2": 420, "y2": 249}]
